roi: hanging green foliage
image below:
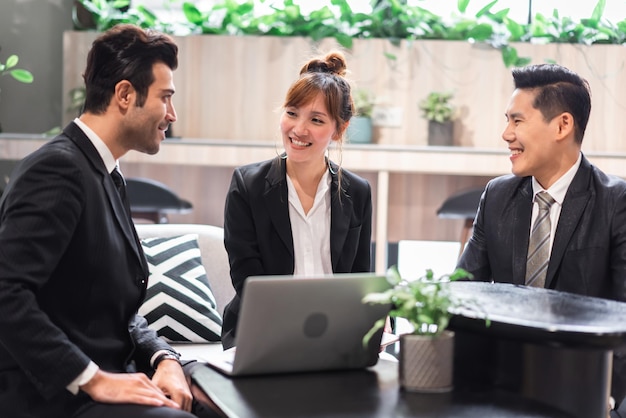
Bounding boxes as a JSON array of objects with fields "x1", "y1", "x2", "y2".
[{"x1": 74, "y1": 0, "x2": 621, "y2": 68}]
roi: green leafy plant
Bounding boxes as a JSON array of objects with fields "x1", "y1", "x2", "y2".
[
  {"x1": 74, "y1": 0, "x2": 164, "y2": 32},
  {"x1": 419, "y1": 91, "x2": 455, "y2": 124},
  {"x1": 353, "y1": 88, "x2": 375, "y2": 118},
  {"x1": 0, "y1": 53, "x2": 34, "y2": 133},
  {"x1": 363, "y1": 265, "x2": 487, "y2": 342},
  {"x1": 73, "y1": 0, "x2": 623, "y2": 68},
  {"x1": 0, "y1": 54, "x2": 33, "y2": 85}
]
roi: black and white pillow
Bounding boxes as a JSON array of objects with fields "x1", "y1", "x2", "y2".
[{"x1": 139, "y1": 234, "x2": 223, "y2": 343}]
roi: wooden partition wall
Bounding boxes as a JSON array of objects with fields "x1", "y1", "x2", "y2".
[{"x1": 64, "y1": 32, "x2": 626, "y2": 152}]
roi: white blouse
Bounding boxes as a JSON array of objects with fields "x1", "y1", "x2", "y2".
[{"x1": 286, "y1": 170, "x2": 332, "y2": 276}]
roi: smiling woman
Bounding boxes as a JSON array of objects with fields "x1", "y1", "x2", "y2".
[{"x1": 219, "y1": 49, "x2": 376, "y2": 350}]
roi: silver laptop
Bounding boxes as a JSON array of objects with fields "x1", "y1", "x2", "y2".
[{"x1": 205, "y1": 273, "x2": 392, "y2": 376}]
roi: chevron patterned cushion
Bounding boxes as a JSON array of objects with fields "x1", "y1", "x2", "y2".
[{"x1": 139, "y1": 234, "x2": 223, "y2": 342}]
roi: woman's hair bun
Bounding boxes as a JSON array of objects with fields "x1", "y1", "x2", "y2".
[{"x1": 300, "y1": 51, "x2": 347, "y2": 77}]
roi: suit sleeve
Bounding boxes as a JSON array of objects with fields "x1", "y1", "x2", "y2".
[
  {"x1": 223, "y1": 168, "x2": 267, "y2": 295},
  {"x1": 457, "y1": 184, "x2": 492, "y2": 281},
  {"x1": 129, "y1": 314, "x2": 175, "y2": 371},
  {"x1": 609, "y1": 186, "x2": 626, "y2": 406},
  {"x1": 221, "y1": 168, "x2": 266, "y2": 347},
  {"x1": 0, "y1": 152, "x2": 91, "y2": 398}
]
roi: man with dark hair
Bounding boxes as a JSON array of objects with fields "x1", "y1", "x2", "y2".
[
  {"x1": 458, "y1": 63, "x2": 626, "y2": 413},
  {"x1": 0, "y1": 24, "x2": 208, "y2": 417}
]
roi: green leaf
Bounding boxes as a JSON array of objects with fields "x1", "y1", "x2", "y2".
[
  {"x1": 467, "y1": 23, "x2": 494, "y2": 41},
  {"x1": 383, "y1": 52, "x2": 397, "y2": 61},
  {"x1": 457, "y1": 0, "x2": 470, "y2": 14},
  {"x1": 504, "y1": 17, "x2": 525, "y2": 41},
  {"x1": 492, "y1": 8, "x2": 510, "y2": 22},
  {"x1": 448, "y1": 268, "x2": 473, "y2": 281},
  {"x1": 284, "y1": 4, "x2": 300, "y2": 21},
  {"x1": 111, "y1": 0, "x2": 130, "y2": 8},
  {"x1": 10, "y1": 69, "x2": 34, "y2": 83},
  {"x1": 362, "y1": 317, "x2": 386, "y2": 349},
  {"x1": 334, "y1": 32, "x2": 353, "y2": 49},
  {"x1": 475, "y1": 0, "x2": 498, "y2": 18},
  {"x1": 6, "y1": 55, "x2": 18, "y2": 69},
  {"x1": 137, "y1": 5, "x2": 158, "y2": 25},
  {"x1": 386, "y1": 265, "x2": 402, "y2": 286},
  {"x1": 591, "y1": 0, "x2": 606, "y2": 23},
  {"x1": 500, "y1": 45, "x2": 518, "y2": 67},
  {"x1": 182, "y1": 2, "x2": 204, "y2": 26}
]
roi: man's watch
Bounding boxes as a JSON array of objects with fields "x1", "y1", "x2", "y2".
[{"x1": 153, "y1": 351, "x2": 181, "y2": 369}]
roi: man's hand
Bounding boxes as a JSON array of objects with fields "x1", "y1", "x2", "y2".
[
  {"x1": 80, "y1": 369, "x2": 181, "y2": 409},
  {"x1": 152, "y1": 359, "x2": 194, "y2": 412}
]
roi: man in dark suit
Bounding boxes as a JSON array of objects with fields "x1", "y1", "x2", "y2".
[
  {"x1": 458, "y1": 63, "x2": 626, "y2": 413},
  {"x1": 0, "y1": 25, "x2": 209, "y2": 418}
]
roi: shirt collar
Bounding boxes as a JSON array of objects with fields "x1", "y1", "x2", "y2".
[
  {"x1": 73, "y1": 117, "x2": 118, "y2": 174},
  {"x1": 531, "y1": 152, "x2": 582, "y2": 205}
]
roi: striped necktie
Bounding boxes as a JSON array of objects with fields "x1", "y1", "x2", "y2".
[{"x1": 525, "y1": 192, "x2": 555, "y2": 288}]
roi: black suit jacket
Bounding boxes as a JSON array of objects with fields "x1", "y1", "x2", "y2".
[
  {"x1": 458, "y1": 154, "x2": 626, "y2": 403},
  {"x1": 0, "y1": 123, "x2": 173, "y2": 416},
  {"x1": 221, "y1": 156, "x2": 373, "y2": 349}
]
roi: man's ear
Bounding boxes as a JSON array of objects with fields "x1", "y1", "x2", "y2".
[
  {"x1": 115, "y1": 80, "x2": 134, "y2": 109},
  {"x1": 555, "y1": 112, "x2": 575, "y2": 140}
]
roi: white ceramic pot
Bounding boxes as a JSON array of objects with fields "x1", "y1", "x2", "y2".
[{"x1": 399, "y1": 330, "x2": 455, "y2": 392}]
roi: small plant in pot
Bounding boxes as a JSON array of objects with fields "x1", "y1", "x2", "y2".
[
  {"x1": 0, "y1": 52, "x2": 34, "y2": 133},
  {"x1": 346, "y1": 88, "x2": 375, "y2": 144},
  {"x1": 418, "y1": 91, "x2": 456, "y2": 146},
  {"x1": 363, "y1": 265, "x2": 485, "y2": 393}
]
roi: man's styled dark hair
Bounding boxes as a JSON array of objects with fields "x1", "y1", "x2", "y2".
[
  {"x1": 82, "y1": 24, "x2": 178, "y2": 114},
  {"x1": 512, "y1": 64, "x2": 591, "y2": 144}
]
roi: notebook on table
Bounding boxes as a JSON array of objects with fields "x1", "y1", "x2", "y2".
[{"x1": 204, "y1": 273, "x2": 393, "y2": 377}]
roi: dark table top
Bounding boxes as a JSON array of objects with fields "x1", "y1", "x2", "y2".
[
  {"x1": 448, "y1": 281, "x2": 626, "y2": 348},
  {"x1": 192, "y1": 359, "x2": 572, "y2": 418}
]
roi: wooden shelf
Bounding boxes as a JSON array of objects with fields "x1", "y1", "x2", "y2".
[{"x1": 3, "y1": 135, "x2": 626, "y2": 272}]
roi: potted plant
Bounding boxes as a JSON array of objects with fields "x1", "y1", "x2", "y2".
[
  {"x1": 418, "y1": 91, "x2": 456, "y2": 146},
  {"x1": 363, "y1": 265, "x2": 486, "y2": 393},
  {"x1": 346, "y1": 88, "x2": 375, "y2": 144},
  {"x1": 0, "y1": 52, "x2": 33, "y2": 133}
]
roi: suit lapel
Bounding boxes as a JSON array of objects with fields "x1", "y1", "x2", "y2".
[
  {"x1": 512, "y1": 179, "x2": 533, "y2": 285},
  {"x1": 545, "y1": 157, "x2": 592, "y2": 288},
  {"x1": 264, "y1": 157, "x2": 294, "y2": 256},
  {"x1": 64, "y1": 123, "x2": 148, "y2": 274},
  {"x1": 329, "y1": 161, "x2": 352, "y2": 271}
]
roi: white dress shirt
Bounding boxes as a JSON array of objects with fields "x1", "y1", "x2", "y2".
[
  {"x1": 287, "y1": 170, "x2": 333, "y2": 276},
  {"x1": 529, "y1": 152, "x2": 582, "y2": 257}
]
